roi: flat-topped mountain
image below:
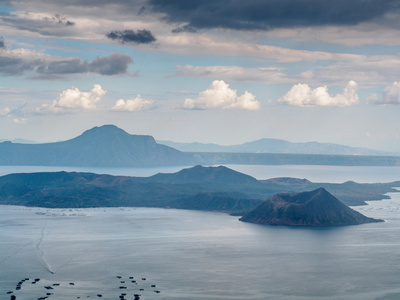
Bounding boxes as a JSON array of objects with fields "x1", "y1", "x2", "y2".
[
  {"x1": 240, "y1": 188, "x2": 383, "y2": 226},
  {"x1": 0, "y1": 125, "x2": 195, "y2": 167}
]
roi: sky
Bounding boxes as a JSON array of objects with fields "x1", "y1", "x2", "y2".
[{"x1": 1, "y1": 0, "x2": 400, "y2": 152}]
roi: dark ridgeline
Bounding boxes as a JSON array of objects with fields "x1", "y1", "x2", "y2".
[
  {"x1": 0, "y1": 125, "x2": 195, "y2": 167},
  {"x1": 240, "y1": 188, "x2": 383, "y2": 226},
  {"x1": 0, "y1": 165, "x2": 264, "y2": 212},
  {"x1": 138, "y1": 165, "x2": 258, "y2": 184},
  {"x1": 0, "y1": 165, "x2": 398, "y2": 214}
]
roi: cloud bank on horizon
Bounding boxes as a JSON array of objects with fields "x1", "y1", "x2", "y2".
[{"x1": 0, "y1": 0, "x2": 400, "y2": 151}]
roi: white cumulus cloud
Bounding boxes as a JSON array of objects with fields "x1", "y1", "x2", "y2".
[
  {"x1": 111, "y1": 94, "x2": 154, "y2": 111},
  {"x1": 278, "y1": 81, "x2": 359, "y2": 107},
  {"x1": 0, "y1": 107, "x2": 10, "y2": 116},
  {"x1": 13, "y1": 118, "x2": 27, "y2": 124},
  {"x1": 371, "y1": 82, "x2": 400, "y2": 105},
  {"x1": 37, "y1": 84, "x2": 106, "y2": 114},
  {"x1": 184, "y1": 80, "x2": 260, "y2": 110}
]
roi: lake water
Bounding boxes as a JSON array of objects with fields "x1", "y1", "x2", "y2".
[
  {"x1": 1, "y1": 164, "x2": 400, "y2": 183},
  {"x1": 1, "y1": 165, "x2": 400, "y2": 299}
]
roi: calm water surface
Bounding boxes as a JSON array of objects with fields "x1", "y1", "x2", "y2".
[
  {"x1": 1, "y1": 165, "x2": 400, "y2": 299},
  {"x1": 1, "y1": 164, "x2": 400, "y2": 183},
  {"x1": 224, "y1": 164, "x2": 400, "y2": 183}
]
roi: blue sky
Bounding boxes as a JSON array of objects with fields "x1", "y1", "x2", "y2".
[{"x1": 1, "y1": 0, "x2": 400, "y2": 151}]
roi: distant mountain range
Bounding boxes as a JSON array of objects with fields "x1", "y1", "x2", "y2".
[
  {"x1": 158, "y1": 139, "x2": 397, "y2": 156},
  {"x1": 1, "y1": 125, "x2": 399, "y2": 168},
  {"x1": 0, "y1": 138, "x2": 37, "y2": 144}
]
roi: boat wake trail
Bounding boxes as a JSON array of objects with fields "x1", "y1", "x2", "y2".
[{"x1": 36, "y1": 221, "x2": 54, "y2": 274}]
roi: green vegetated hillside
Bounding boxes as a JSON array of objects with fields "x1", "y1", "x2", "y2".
[{"x1": 0, "y1": 166, "x2": 399, "y2": 217}]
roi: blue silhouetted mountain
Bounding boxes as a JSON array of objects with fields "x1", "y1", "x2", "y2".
[
  {"x1": 0, "y1": 167, "x2": 398, "y2": 214},
  {"x1": 139, "y1": 165, "x2": 259, "y2": 184},
  {"x1": 0, "y1": 138, "x2": 37, "y2": 144},
  {"x1": 158, "y1": 138, "x2": 397, "y2": 156},
  {"x1": 240, "y1": 188, "x2": 383, "y2": 226},
  {"x1": 0, "y1": 169, "x2": 261, "y2": 211},
  {"x1": 0, "y1": 125, "x2": 195, "y2": 167},
  {"x1": 2, "y1": 125, "x2": 399, "y2": 168}
]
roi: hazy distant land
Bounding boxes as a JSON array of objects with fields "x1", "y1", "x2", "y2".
[
  {"x1": 0, "y1": 125, "x2": 399, "y2": 168},
  {"x1": 0, "y1": 138, "x2": 37, "y2": 144},
  {"x1": 158, "y1": 139, "x2": 398, "y2": 156}
]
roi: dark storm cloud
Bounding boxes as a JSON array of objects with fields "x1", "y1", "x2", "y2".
[
  {"x1": 37, "y1": 53, "x2": 133, "y2": 76},
  {"x1": 138, "y1": 6, "x2": 146, "y2": 15},
  {"x1": 148, "y1": 0, "x2": 400, "y2": 31},
  {"x1": 36, "y1": 58, "x2": 89, "y2": 75},
  {"x1": 89, "y1": 53, "x2": 134, "y2": 75},
  {"x1": 106, "y1": 29, "x2": 156, "y2": 44},
  {"x1": 0, "y1": 56, "x2": 36, "y2": 75},
  {"x1": 0, "y1": 37, "x2": 5, "y2": 49},
  {"x1": 171, "y1": 24, "x2": 197, "y2": 33},
  {"x1": 0, "y1": 53, "x2": 133, "y2": 77}
]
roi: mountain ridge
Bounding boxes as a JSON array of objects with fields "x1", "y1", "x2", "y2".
[
  {"x1": 0, "y1": 125, "x2": 195, "y2": 167},
  {"x1": 158, "y1": 138, "x2": 397, "y2": 156},
  {"x1": 137, "y1": 165, "x2": 259, "y2": 185},
  {"x1": 1, "y1": 125, "x2": 399, "y2": 168},
  {"x1": 1, "y1": 166, "x2": 399, "y2": 211}
]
